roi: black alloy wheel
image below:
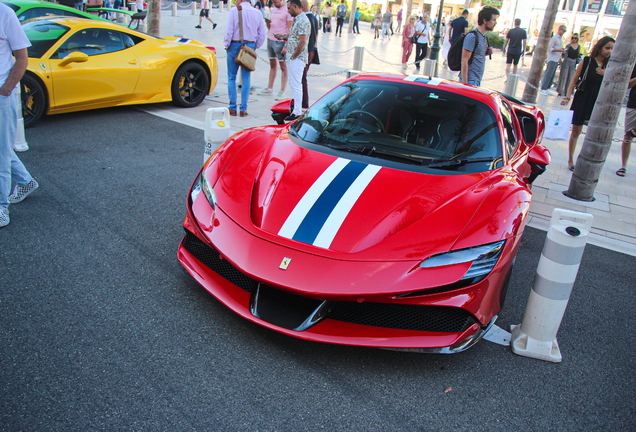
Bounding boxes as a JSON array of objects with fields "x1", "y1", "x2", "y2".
[{"x1": 171, "y1": 62, "x2": 210, "y2": 108}]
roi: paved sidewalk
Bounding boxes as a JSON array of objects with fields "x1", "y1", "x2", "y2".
[{"x1": 143, "y1": 8, "x2": 636, "y2": 255}]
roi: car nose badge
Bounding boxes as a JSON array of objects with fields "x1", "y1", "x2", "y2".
[
  {"x1": 279, "y1": 257, "x2": 291, "y2": 270},
  {"x1": 39, "y1": 63, "x2": 47, "y2": 71}
]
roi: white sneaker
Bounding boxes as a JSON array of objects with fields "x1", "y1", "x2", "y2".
[
  {"x1": 275, "y1": 91, "x2": 285, "y2": 100},
  {"x1": 258, "y1": 88, "x2": 273, "y2": 95},
  {"x1": 14, "y1": 141, "x2": 29, "y2": 152},
  {"x1": 0, "y1": 207, "x2": 9, "y2": 228},
  {"x1": 8, "y1": 179, "x2": 39, "y2": 204}
]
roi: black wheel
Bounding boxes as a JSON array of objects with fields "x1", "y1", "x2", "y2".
[
  {"x1": 171, "y1": 62, "x2": 210, "y2": 108},
  {"x1": 21, "y1": 74, "x2": 46, "y2": 128}
]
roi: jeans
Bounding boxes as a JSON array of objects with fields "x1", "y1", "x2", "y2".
[
  {"x1": 458, "y1": 74, "x2": 480, "y2": 86},
  {"x1": 415, "y1": 42, "x2": 428, "y2": 67},
  {"x1": 353, "y1": 18, "x2": 359, "y2": 33},
  {"x1": 336, "y1": 17, "x2": 344, "y2": 35},
  {"x1": 541, "y1": 61, "x2": 559, "y2": 90},
  {"x1": 288, "y1": 58, "x2": 305, "y2": 116},
  {"x1": 0, "y1": 88, "x2": 33, "y2": 208},
  {"x1": 227, "y1": 42, "x2": 255, "y2": 112},
  {"x1": 381, "y1": 23, "x2": 390, "y2": 39}
]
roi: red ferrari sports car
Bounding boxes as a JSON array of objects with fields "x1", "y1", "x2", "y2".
[{"x1": 178, "y1": 73, "x2": 550, "y2": 353}]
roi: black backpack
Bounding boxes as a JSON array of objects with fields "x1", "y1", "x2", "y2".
[{"x1": 447, "y1": 29, "x2": 481, "y2": 72}]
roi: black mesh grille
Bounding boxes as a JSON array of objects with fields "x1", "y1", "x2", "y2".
[
  {"x1": 182, "y1": 231, "x2": 477, "y2": 333},
  {"x1": 182, "y1": 232, "x2": 258, "y2": 293},
  {"x1": 327, "y1": 302, "x2": 477, "y2": 333}
]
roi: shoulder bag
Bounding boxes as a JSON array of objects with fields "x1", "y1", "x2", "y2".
[
  {"x1": 576, "y1": 56, "x2": 591, "y2": 92},
  {"x1": 234, "y1": 6, "x2": 257, "y2": 72}
]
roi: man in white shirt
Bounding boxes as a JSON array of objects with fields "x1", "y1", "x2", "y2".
[
  {"x1": 195, "y1": 0, "x2": 217, "y2": 29},
  {"x1": 540, "y1": 25, "x2": 566, "y2": 94},
  {"x1": 414, "y1": 13, "x2": 431, "y2": 70},
  {"x1": 0, "y1": 2, "x2": 38, "y2": 227}
]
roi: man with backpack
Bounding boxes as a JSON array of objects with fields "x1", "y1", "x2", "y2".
[
  {"x1": 460, "y1": 6, "x2": 498, "y2": 86},
  {"x1": 335, "y1": 0, "x2": 347, "y2": 37}
]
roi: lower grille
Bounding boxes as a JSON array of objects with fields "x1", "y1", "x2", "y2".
[
  {"x1": 182, "y1": 232, "x2": 257, "y2": 293},
  {"x1": 327, "y1": 302, "x2": 476, "y2": 333},
  {"x1": 182, "y1": 231, "x2": 477, "y2": 333}
]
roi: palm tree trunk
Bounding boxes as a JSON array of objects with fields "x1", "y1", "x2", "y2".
[
  {"x1": 521, "y1": 0, "x2": 560, "y2": 104},
  {"x1": 347, "y1": 0, "x2": 357, "y2": 33},
  {"x1": 147, "y1": 0, "x2": 161, "y2": 36},
  {"x1": 566, "y1": 0, "x2": 636, "y2": 201}
]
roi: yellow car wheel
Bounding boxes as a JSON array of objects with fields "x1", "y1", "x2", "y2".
[
  {"x1": 21, "y1": 74, "x2": 46, "y2": 128},
  {"x1": 171, "y1": 61, "x2": 210, "y2": 108}
]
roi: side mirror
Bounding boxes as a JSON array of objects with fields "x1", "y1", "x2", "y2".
[
  {"x1": 527, "y1": 144, "x2": 551, "y2": 184},
  {"x1": 271, "y1": 98, "x2": 294, "y2": 125},
  {"x1": 59, "y1": 51, "x2": 89, "y2": 67}
]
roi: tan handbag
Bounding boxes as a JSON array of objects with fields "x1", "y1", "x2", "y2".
[{"x1": 235, "y1": 7, "x2": 257, "y2": 72}]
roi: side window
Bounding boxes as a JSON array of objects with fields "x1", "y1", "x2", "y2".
[
  {"x1": 53, "y1": 29, "x2": 128, "y2": 58},
  {"x1": 500, "y1": 102, "x2": 518, "y2": 158}
]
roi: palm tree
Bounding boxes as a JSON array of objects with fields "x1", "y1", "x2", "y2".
[
  {"x1": 147, "y1": 0, "x2": 161, "y2": 37},
  {"x1": 566, "y1": 0, "x2": 636, "y2": 200},
  {"x1": 521, "y1": 0, "x2": 561, "y2": 104}
]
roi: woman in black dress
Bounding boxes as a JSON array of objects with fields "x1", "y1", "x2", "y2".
[{"x1": 561, "y1": 36, "x2": 615, "y2": 171}]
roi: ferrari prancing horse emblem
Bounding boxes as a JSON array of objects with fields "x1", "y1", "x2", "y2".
[{"x1": 279, "y1": 257, "x2": 291, "y2": 270}]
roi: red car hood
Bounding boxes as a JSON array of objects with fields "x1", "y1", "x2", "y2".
[{"x1": 215, "y1": 131, "x2": 493, "y2": 261}]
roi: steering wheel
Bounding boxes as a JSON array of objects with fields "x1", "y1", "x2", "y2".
[{"x1": 345, "y1": 110, "x2": 385, "y2": 133}]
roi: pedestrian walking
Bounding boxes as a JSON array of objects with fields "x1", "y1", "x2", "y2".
[
  {"x1": 396, "y1": 8, "x2": 402, "y2": 34},
  {"x1": 353, "y1": 7, "x2": 360, "y2": 34},
  {"x1": 441, "y1": 15, "x2": 453, "y2": 68},
  {"x1": 617, "y1": 63, "x2": 636, "y2": 177},
  {"x1": 414, "y1": 13, "x2": 431, "y2": 70},
  {"x1": 556, "y1": 33, "x2": 580, "y2": 96},
  {"x1": 540, "y1": 25, "x2": 566, "y2": 95},
  {"x1": 259, "y1": 0, "x2": 293, "y2": 100},
  {"x1": 301, "y1": 0, "x2": 318, "y2": 108},
  {"x1": 502, "y1": 18, "x2": 526, "y2": 76},
  {"x1": 321, "y1": 2, "x2": 332, "y2": 33},
  {"x1": 561, "y1": 36, "x2": 615, "y2": 171},
  {"x1": 373, "y1": 7, "x2": 381, "y2": 39},
  {"x1": 381, "y1": 7, "x2": 392, "y2": 41},
  {"x1": 1, "y1": 2, "x2": 39, "y2": 228},
  {"x1": 195, "y1": 0, "x2": 217, "y2": 29},
  {"x1": 280, "y1": 0, "x2": 309, "y2": 120},
  {"x1": 223, "y1": 0, "x2": 267, "y2": 117},
  {"x1": 335, "y1": 0, "x2": 347, "y2": 37},
  {"x1": 450, "y1": 9, "x2": 469, "y2": 43},
  {"x1": 401, "y1": 15, "x2": 416, "y2": 68},
  {"x1": 460, "y1": 6, "x2": 499, "y2": 86}
]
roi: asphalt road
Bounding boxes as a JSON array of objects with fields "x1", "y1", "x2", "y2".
[{"x1": 1, "y1": 107, "x2": 635, "y2": 431}]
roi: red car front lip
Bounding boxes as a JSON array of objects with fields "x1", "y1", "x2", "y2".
[{"x1": 178, "y1": 239, "x2": 495, "y2": 352}]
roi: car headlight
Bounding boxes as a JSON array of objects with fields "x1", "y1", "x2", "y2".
[
  {"x1": 190, "y1": 171, "x2": 216, "y2": 210},
  {"x1": 420, "y1": 241, "x2": 505, "y2": 280}
]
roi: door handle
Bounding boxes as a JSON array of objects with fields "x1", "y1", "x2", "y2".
[{"x1": 128, "y1": 59, "x2": 138, "y2": 65}]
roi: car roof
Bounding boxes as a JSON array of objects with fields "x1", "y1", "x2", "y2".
[{"x1": 25, "y1": 15, "x2": 137, "y2": 31}]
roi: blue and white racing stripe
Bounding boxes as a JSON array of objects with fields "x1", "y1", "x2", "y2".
[{"x1": 278, "y1": 158, "x2": 381, "y2": 249}]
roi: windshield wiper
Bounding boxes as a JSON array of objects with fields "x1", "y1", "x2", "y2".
[
  {"x1": 426, "y1": 157, "x2": 495, "y2": 169},
  {"x1": 324, "y1": 142, "x2": 428, "y2": 165}
]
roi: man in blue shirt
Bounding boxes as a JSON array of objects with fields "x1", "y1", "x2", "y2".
[
  {"x1": 335, "y1": 0, "x2": 347, "y2": 37},
  {"x1": 450, "y1": 9, "x2": 469, "y2": 43}
]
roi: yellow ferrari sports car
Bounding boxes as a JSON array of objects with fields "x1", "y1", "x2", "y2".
[{"x1": 21, "y1": 17, "x2": 218, "y2": 127}]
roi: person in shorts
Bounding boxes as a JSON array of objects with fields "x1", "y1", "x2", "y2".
[
  {"x1": 502, "y1": 18, "x2": 526, "y2": 76},
  {"x1": 617, "y1": 63, "x2": 636, "y2": 177},
  {"x1": 195, "y1": 0, "x2": 217, "y2": 29},
  {"x1": 259, "y1": 0, "x2": 293, "y2": 100}
]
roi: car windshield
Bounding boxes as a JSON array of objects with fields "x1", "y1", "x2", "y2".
[
  {"x1": 23, "y1": 20, "x2": 70, "y2": 58},
  {"x1": 290, "y1": 80, "x2": 503, "y2": 173}
]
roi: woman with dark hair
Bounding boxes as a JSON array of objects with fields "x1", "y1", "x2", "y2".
[
  {"x1": 322, "y1": 2, "x2": 332, "y2": 33},
  {"x1": 556, "y1": 33, "x2": 580, "y2": 96},
  {"x1": 561, "y1": 35, "x2": 615, "y2": 171}
]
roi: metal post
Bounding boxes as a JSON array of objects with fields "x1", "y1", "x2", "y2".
[
  {"x1": 428, "y1": 0, "x2": 445, "y2": 77},
  {"x1": 130, "y1": 3, "x2": 138, "y2": 12},
  {"x1": 192, "y1": 1, "x2": 197, "y2": 14},
  {"x1": 172, "y1": 1, "x2": 177, "y2": 16},
  {"x1": 422, "y1": 59, "x2": 436, "y2": 77},
  {"x1": 352, "y1": 46, "x2": 364, "y2": 71},
  {"x1": 504, "y1": 74, "x2": 519, "y2": 98}
]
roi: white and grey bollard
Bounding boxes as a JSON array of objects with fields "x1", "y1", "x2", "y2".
[
  {"x1": 192, "y1": 1, "x2": 197, "y2": 14},
  {"x1": 422, "y1": 59, "x2": 436, "y2": 77},
  {"x1": 171, "y1": 2, "x2": 177, "y2": 16},
  {"x1": 504, "y1": 74, "x2": 519, "y2": 98},
  {"x1": 203, "y1": 108, "x2": 231, "y2": 165},
  {"x1": 510, "y1": 208, "x2": 594, "y2": 363},
  {"x1": 13, "y1": 84, "x2": 28, "y2": 152}
]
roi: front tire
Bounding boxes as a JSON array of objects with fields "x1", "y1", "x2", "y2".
[
  {"x1": 171, "y1": 62, "x2": 210, "y2": 108},
  {"x1": 21, "y1": 74, "x2": 46, "y2": 128}
]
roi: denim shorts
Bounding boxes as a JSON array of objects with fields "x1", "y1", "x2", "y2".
[{"x1": 267, "y1": 39, "x2": 286, "y2": 62}]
